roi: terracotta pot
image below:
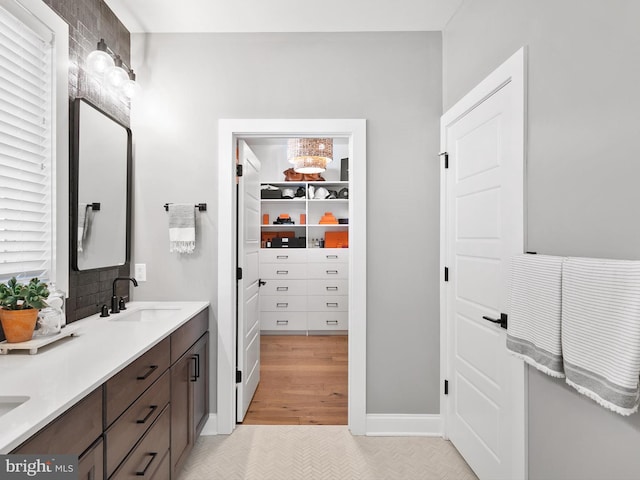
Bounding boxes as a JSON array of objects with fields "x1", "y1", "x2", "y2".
[{"x1": 0, "y1": 308, "x2": 38, "y2": 343}]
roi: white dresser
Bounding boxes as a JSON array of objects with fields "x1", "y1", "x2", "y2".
[{"x1": 259, "y1": 248, "x2": 348, "y2": 334}]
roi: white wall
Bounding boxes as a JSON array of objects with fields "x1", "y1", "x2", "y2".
[
  {"x1": 130, "y1": 32, "x2": 442, "y2": 414},
  {"x1": 444, "y1": 1, "x2": 640, "y2": 478}
]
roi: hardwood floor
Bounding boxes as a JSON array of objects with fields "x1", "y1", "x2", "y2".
[{"x1": 242, "y1": 335, "x2": 348, "y2": 425}]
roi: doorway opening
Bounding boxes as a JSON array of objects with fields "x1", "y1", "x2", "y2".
[{"x1": 217, "y1": 119, "x2": 367, "y2": 435}]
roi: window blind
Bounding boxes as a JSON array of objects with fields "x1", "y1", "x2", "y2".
[{"x1": 0, "y1": 5, "x2": 53, "y2": 284}]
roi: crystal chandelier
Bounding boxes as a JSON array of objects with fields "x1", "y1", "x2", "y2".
[{"x1": 287, "y1": 138, "x2": 333, "y2": 174}]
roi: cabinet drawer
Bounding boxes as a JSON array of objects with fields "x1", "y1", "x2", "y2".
[
  {"x1": 260, "y1": 279, "x2": 307, "y2": 296},
  {"x1": 13, "y1": 387, "x2": 102, "y2": 456},
  {"x1": 308, "y1": 311, "x2": 348, "y2": 330},
  {"x1": 260, "y1": 263, "x2": 307, "y2": 279},
  {"x1": 260, "y1": 249, "x2": 307, "y2": 263},
  {"x1": 308, "y1": 263, "x2": 347, "y2": 279},
  {"x1": 308, "y1": 295, "x2": 348, "y2": 312},
  {"x1": 106, "y1": 371, "x2": 170, "y2": 477},
  {"x1": 105, "y1": 337, "x2": 170, "y2": 426},
  {"x1": 308, "y1": 279, "x2": 348, "y2": 295},
  {"x1": 261, "y1": 312, "x2": 307, "y2": 331},
  {"x1": 171, "y1": 308, "x2": 208, "y2": 364},
  {"x1": 260, "y1": 295, "x2": 307, "y2": 312},
  {"x1": 307, "y1": 249, "x2": 349, "y2": 263},
  {"x1": 111, "y1": 405, "x2": 170, "y2": 480},
  {"x1": 78, "y1": 438, "x2": 104, "y2": 480}
]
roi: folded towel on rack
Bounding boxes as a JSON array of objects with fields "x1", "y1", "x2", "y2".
[
  {"x1": 77, "y1": 203, "x2": 93, "y2": 253},
  {"x1": 506, "y1": 254, "x2": 565, "y2": 378},
  {"x1": 168, "y1": 204, "x2": 196, "y2": 254},
  {"x1": 562, "y1": 257, "x2": 640, "y2": 415}
]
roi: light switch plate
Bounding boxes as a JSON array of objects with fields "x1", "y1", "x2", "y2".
[{"x1": 134, "y1": 263, "x2": 147, "y2": 282}]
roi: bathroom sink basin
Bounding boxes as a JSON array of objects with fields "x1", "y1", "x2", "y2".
[
  {"x1": 0, "y1": 396, "x2": 29, "y2": 418},
  {"x1": 109, "y1": 308, "x2": 180, "y2": 323}
]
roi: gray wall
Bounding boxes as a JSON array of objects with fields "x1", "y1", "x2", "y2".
[
  {"x1": 444, "y1": 1, "x2": 640, "y2": 478},
  {"x1": 130, "y1": 32, "x2": 443, "y2": 414}
]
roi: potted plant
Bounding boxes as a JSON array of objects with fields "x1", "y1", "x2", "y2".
[{"x1": 0, "y1": 277, "x2": 49, "y2": 343}]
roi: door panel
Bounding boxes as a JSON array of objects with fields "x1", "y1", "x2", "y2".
[
  {"x1": 237, "y1": 140, "x2": 261, "y2": 422},
  {"x1": 442, "y1": 50, "x2": 525, "y2": 480}
]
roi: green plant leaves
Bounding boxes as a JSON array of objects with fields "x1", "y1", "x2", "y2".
[{"x1": 0, "y1": 277, "x2": 49, "y2": 310}]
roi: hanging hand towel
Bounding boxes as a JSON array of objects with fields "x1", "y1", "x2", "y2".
[
  {"x1": 507, "y1": 254, "x2": 565, "y2": 377},
  {"x1": 77, "y1": 203, "x2": 93, "y2": 253},
  {"x1": 562, "y1": 257, "x2": 640, "y2": 415},
  {"x1": 169, "y1": 204, "x2": 196, "y2": 254}
]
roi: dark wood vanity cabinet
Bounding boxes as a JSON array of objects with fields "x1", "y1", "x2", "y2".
[
  {"x1": 170, "y1": 311, "x2": 209, "y2": 478},
  {"x1": 11, "y1": 308, "x2": 209, "y2": 480}
]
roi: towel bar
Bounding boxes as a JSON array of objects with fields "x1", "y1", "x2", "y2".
[{"x1": 164, "y1": 203, "x2": 207, "y2": 211}]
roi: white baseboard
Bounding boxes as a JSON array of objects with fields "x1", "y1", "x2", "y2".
[
  {"x1": 366, "y1": 414, "x2": 442, "y2": 436},
  {"x1": 200, "y1": 413, "x2": 218, "y2": 436}
]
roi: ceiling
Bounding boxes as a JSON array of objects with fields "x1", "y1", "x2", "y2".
[{"x1": 104, "y1": 0, "x2": 465, "y2": 34}]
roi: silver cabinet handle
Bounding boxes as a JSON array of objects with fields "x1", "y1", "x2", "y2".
[
  {"x1": 326, "y1": 270, "x2": 338, "y2": 274},
  {"x1": 276, "y1": 270, "x2": 289, "y2": 275},
  {"x1": 326, "y1": 320, "x2": 339, "y2": 325},
  {"x1": 276, "y1": 286, "x2": 289, "y2": 291},
  {"x1": 276, "y1": 255, "x2": 289, "y2": 259},
  {"x1": 276, "y1": 320, "x2": 289, "y2": 325},
  {"x1": 326, "y1": 255, "x2": 338, "y2": 259},
  {"x1": 326, "y1": 286, "x2": 338, "y2": 291},
  {"x1": 326, "y1": 302, "x2": 339, "y2": 308},
  {"x1": 276, "y1": 302, "x2": 289, "y2": 308}
]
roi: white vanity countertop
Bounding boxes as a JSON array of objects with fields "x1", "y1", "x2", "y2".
[{"x1": 0, "y1": 301, "x2": 209, "y2": 453}]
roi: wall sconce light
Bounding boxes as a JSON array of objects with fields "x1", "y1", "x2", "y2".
[
  {"x1": 87, "y1": 39, "x2": 140, "y2": 99},
  {"x1": 287, "y1": 138, "x2": 334, "y2": 174}
]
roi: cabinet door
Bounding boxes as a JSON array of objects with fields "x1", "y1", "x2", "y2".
[
  {"x1": 192, "y1": 333, "x2": 209, "y2": 437},
  {"x1": 77, "y1": 438, "x2": 104, "y2": 480},
  {"x1": 170, "y1": 349, "x2": 193, "y2": 478}
]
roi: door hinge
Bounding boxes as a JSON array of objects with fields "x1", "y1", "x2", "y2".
[
  {"x1": 237, "y1": 267, "x2": 242, "y2": 280},
  {"x1": 236, "y1": 370, "x2": 242, "y2": 383},
  {"x1": 444, "y1": 379, "x2": 449, "y2": 395},
  {"x1": 439, "y1": 151, "x2": 449, "y2": 169},
  {"x1": 236, "y1": 164, "x2": 243, "y2": 177},
  {"x1": 444, "y1": 267, "x2": 449, "y2": 282}
]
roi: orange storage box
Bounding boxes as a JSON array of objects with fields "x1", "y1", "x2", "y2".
[{"x1": 324, "y1": 231, "x2": 348, "y2": 248}]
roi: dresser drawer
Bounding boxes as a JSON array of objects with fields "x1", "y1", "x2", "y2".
[
  {"x1": 105, "y1": 337, "x2": 170, "y2": 426},
  {"x1": 261, "y1": 312, "x2": 307, "y2": 331},
  {"x1": 260, "y1": 249, "x2": 307, "y2": 263},
  {"x1": 171, "y1": 308, "x2": 208, "y2": 364},
  {"x1": 105, "y1": 371, "x2": 170, "y2": 477},
  {"x1": 111, "y1": 405, "x2": 170, "y2": 480},
  {"x1": 260, "y1": 279, "x2": 307, "y2": 296},
  {"x1": 308, "y1": 295, "x2": 348, "y2": 312},
  {"x1": 308, "y1": 263, "x2": 348, "y2": 279},
  {"x1": 260, "y1": 263, "x2": 307, "y2": 279},
  {"x1": 308, "y1": 311, "x2": 348, "y2": 330},
  {"x1": 307, "y1": 249, "x2": 349, "y2": 263},
  {"x1": 260, "y1": 295, "x2": 307, "y2": 312},
  {"x1": 308, "y1": 279, "x2": 348, "y2": 295}
]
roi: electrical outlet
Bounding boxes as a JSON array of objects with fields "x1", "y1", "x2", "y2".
[{"x1": 134, "y1": 263, "x2": 147, "y2": 282}]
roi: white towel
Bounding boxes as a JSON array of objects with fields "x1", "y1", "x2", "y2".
[
  {"x1": 77, "y1": 203, "x2": 93, "y2": 253},
  {"x1": 562, "y1": 257, "x2": 640, "y2": 415},
  {"x1": 168, "y1": 204, "x2": 196, "y2": 254},
  {"x1": 506, "y1": 254, "x2": 565, "y2": 378}
]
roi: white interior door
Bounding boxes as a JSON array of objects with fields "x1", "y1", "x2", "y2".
[
  {"x1": 237, "y1": 140, "x2": 261, "y2": 422},
  {"x1": 441, "y1": 49, "x2": 526, "y2": 480}
]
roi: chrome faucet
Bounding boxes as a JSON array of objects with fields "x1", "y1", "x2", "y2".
[{"x1": 111, "y1": 277, "x2": 138, "y2": 313}]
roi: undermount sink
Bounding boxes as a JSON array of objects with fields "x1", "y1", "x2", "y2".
[
  {"x1": 0, "y1": 396, "x2": 29, "y2": 418},
  {"x1": 108, "y1": 308, "x2": 180, "y2": 322}
]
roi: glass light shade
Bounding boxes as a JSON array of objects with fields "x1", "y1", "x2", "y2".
[
  {"x1": 287, "y1": 138, "x2": 333, "y2": 174},
  {"x1": 86, "y1": 49, "x2": 114, "y2": 75},
  {"x1": 121, "y1": 79, "x2": 141, "y2": 99},
  {"x1": 105, "y1": 65, "x2": 129, "y2": 89}
]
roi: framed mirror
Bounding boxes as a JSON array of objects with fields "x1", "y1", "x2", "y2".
[{"x1": 71, "y1": 98, "x2": 131, "y2": 271}]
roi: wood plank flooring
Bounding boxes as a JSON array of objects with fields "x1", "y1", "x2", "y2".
[{"x1": 242, "y1": 335, "x2": 348, "y2": 425}]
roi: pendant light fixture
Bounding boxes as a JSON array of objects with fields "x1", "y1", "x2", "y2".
[{"x1": 287, "y1": 138, "x2": 333, "y2": 174}]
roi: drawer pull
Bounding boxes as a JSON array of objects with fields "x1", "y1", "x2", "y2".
[
  {"x1": 326, "y1": 302, "x2": 339, "y2": 308},
  {"x1": 190, "y1": 355, "x2": 199, "y2": 382},
  {"x1": 276, "y1": 320, "x2": 289, "y2": 325},
  {"x1": 326, "y1": 286, "x2": 338, "y2": 291},
  {"x1": 136, "y1": 365, "x2": 158, "y2": 381},
  {"x1": 326, "y1": 320, "x2": 339, "y2": 325},
  {"x1": 326, "y1": 270, "x2": 338, "y2": 275},
  {"x1": 326, "y1": 255, "x2": 338, "y2": 259},
  {"x1": 276, "y1": 302, "x2": 289, "y2": 308},
  {"x1": 276, "y1": 286, "x2": 289, "y2": 291},
  {"x1": 135, "y1": 452, "x2": 158, "y2": 476},
  {"x1": 136, "y1": 405, "x2": 158, "y2": 424},
  {"x1": 276, "y1": 255, "x2": 289, "y2": 259},
  {"x1": 276, "y1": 270, "x2": 289, "y2": 275}
]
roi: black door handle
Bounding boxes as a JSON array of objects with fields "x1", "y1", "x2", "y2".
[{"x1": 482, "y1": 313, "x2": 508, "y2": 329}]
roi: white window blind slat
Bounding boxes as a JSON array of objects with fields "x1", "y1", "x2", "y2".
[{"x1": 0, "y1": 4, "x2": 52, "y2": 284}]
